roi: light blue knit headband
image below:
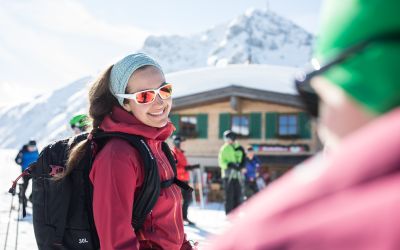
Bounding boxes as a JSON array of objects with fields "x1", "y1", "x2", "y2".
[{"x1": 110, "y1": 53, "x2": 163, "y2": 106}]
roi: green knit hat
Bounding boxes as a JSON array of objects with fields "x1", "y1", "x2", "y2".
[{"x1": 315, "y1": 0, "x2": 400, "y2": 114}]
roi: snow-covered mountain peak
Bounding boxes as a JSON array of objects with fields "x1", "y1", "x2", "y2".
[
  {"x1": 211, "y1": 8, "x2": 313, "y2": 66},
  {"x1": 141, "y1": 8, "x2": 313, "y2": 72}
]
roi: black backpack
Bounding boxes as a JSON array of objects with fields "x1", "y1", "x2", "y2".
[
  {"x1": 14, "y1": 145, "x2": 27, "y2": 165},
  {"x1": 233, "y1": 145, "x2": 247, "y2": 168},
  {"x1": 15, "y1": 131, "x2": 191, "y2": 250}
]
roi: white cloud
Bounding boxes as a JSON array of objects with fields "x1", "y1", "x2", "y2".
[
  {"x1": 0, "y1": 0, "x2": 149, "y2": 104},
  {"x1": 1, "y1": 0, "x2": 149, "y2": 47},
  {"x1": 0, "y1": 81, "x2": 38, "y2": 107},
  {"x1": 11, "y1": 0, "x2": 148, "y2": 46}
]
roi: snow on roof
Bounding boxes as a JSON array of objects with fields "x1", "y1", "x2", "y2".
[{"x1": 166, "y1": 64, "x2": 299, "y2": 98}]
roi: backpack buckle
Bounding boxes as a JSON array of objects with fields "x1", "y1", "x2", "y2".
[{"x1": 49, "y1": 165, "x2": 65, "y2": 177}]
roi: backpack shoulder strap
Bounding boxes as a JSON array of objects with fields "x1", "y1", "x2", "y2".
[
  {"x1": 161, "y1": 142, "x2": 193, "y2": 192},
  {"x1": 161, "y1": 142, "x2": 177, "y2": 176}
]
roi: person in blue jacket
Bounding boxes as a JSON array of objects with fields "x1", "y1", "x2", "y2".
[
  {"x1": 244, "y1": 146, "x2": 261, "y2": 199},
  {"x1": 15, "y1": 140, "x2": 39, "y2": 202}
]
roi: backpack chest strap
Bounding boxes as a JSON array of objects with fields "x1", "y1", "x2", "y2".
[{"x1": 160, "y1": 177, "x2": 193, "y2": 192}]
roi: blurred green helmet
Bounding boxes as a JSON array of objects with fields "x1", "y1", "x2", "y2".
[
  {"x1": 69, "y1": 114, "x2": 91, "y2": 129},
  {"x1": 315, "y1": 0, "x2": 400, "y2": 114}
]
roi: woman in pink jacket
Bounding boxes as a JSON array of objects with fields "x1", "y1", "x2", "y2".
[{"x1": 67, "y1": 53, "x2": 192, "y2": 249}]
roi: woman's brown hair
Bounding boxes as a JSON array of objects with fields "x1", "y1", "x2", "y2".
[{"x1": 64, "y1": 65, "x2": 118, "y2": 176}]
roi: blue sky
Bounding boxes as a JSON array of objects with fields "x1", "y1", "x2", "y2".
[
  {"x1": 0, "y1": 0, "x2": 322, "y2": 106},
  {"x1": 80, "y1": 0, "x2": 322, "y2": 34}
]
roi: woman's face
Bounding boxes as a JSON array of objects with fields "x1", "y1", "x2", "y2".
[{"x1": 122, "y1": 66, "x2": 172, "y2": 128}]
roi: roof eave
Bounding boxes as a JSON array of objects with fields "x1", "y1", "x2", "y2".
[{"x1": 172, "y1": 85, "x2": 305, "y2": 111}]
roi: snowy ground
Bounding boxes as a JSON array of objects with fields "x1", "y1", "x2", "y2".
[{"x1": 0, "y1": 149, "x2": 228, "y2": 249}]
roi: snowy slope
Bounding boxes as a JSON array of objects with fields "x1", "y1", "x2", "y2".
[
  {"x1": 0, "y1": 77, "x2": 91, "y2": 149},
  {"x1": 0, "y1": 149, "x2": 37, "y2": 250},
  {"x1": 142, "y1": 8, "x2": 313, "y2": 72}
]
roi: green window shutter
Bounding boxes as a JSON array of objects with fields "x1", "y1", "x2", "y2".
[
  {"x1": 298, "y1": 112, "x2": 312, "y2": 139},
  {"x1": 265, "y1": 112, "x2": 278, "y2": 139},
  {"x1": 219, "y1": 113, "x2": 231, "y2": 138},
  {"x1": 196, "y1": 114, "x2": 208, "y2": 139},
  {"x1": 249, "y1": 113, "x2": 262, "y2": 139},
  {"x1": 170, "y1": 114, "x2": 180, "y2": 135}
]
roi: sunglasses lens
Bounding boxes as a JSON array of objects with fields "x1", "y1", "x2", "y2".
[
  {"x1": 302, "y1": 91, "x2": 319, "y2": 118},
  {"x1": 136, "y1": 91, "x2": 156, "y2": 104},
  {"x1": 159, "y1": 84, "x2": 173, "y2": 99},
  {"x1": 295, "y1": 79, "x2": 319, "y2": 118}
]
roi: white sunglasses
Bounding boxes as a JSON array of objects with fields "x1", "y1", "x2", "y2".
[{"x1": 116, "y1": 83, "x2": 173, "y2": 104}]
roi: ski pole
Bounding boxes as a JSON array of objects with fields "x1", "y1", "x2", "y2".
[
  {"x1": 15, "y1": 185, "x2": 22, "y2": 250},
  {"x1": 3, "y1": 193, "x2": 15, "y2": 250},
  {"x1": 196, "y1": 168, "x2": 204, "y2": 209},
  {"x1": 17, "y1": 184, "x2": 27, "y2": 218}
]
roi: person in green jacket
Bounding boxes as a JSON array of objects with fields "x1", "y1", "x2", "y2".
[{"x1": 218, "y1": 130, "x2": 245, "y2": 214}]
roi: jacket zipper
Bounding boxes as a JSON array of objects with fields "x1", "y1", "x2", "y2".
[
  {"x1": 169, "y1": 185, "x2": 181, "y2": 241},
  {"x1": 150, "y1": 210, "x2": 155, "y2": 233},
  {"x1": 150, "y1": 143, "x2": 181, "y2": 243},
  {"x1": 151, "y1": 141, "x2": 169, "y2": 178}
]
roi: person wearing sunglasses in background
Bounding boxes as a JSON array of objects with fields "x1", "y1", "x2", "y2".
[
  {"x1": 219, "y1": 130, "x2": 246, "y2": 214},
  {"x1": 69, "y1": 113, "x2": 91, "y2": 135},
  {"x1": 66, "y1": 53, "x2": 193, "y2": 249},
  {"x1": 206, "y1": 0, "x2": 400, "y2": 249}
]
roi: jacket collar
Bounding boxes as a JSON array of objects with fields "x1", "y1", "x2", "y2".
[{"x1": 100, "y1": 106, "x2": 174, "y2": 141}]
